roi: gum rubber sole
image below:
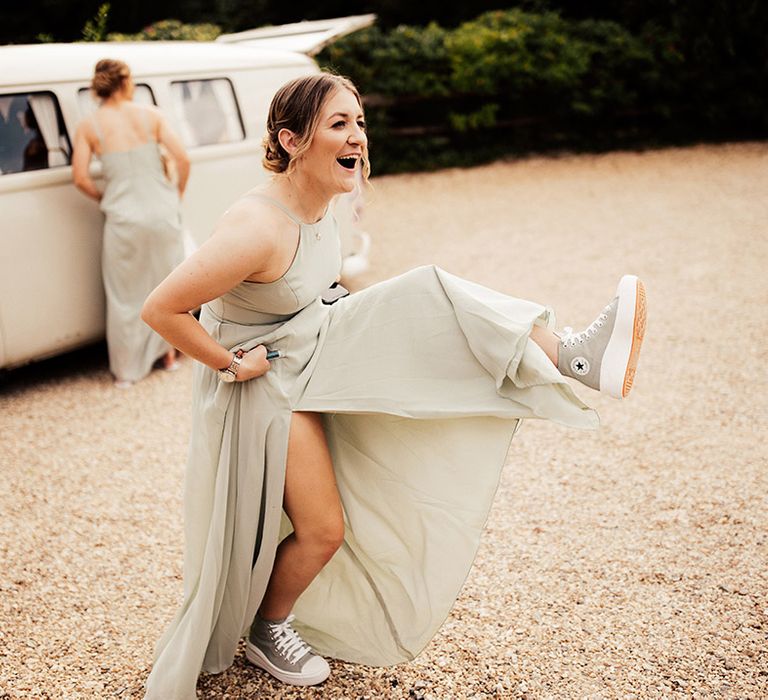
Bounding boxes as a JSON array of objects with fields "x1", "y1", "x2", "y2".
[
  {"x1": 599, "y1": 275, "x2": 646, "y2": 399},
  {"x1": 621, "y1": 279, "x2": 646, "y2": 398}
]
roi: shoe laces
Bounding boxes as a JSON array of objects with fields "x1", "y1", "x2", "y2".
[
  {"x1": 268, "y1": 614, "x2": 311, "y2": 664},
  {"x1": 560, "y1": 302, "x2": 612, "y2": 348}
]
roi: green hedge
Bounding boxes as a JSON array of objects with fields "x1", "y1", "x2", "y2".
[
  {"x1": 107, "y1": 19, "x2": 222, "y2": 42},
  {"x1": 318, "y1": 9, "x2": 727, "y2": 174},
  {"x1": 82, "y1": 8, "x2": 763, "y2": 175}
]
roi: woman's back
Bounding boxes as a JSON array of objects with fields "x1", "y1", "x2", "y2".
[
  {"x1": 91, "y1": 103, "x2": 177, "y2": 222},
  {"x1": 92, "y1": 102, "x2": 158, "y2": 155}
]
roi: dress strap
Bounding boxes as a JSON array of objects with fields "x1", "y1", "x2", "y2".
[
  {"x1": 140, "y1": 107, "x2": 155, "y2": 143},
  {"x1": 90, "y1": 113, "x2": 105, "y2": 146},
  {"x1": 247, "y1": 193, "x2": 304, "y2": 226}
]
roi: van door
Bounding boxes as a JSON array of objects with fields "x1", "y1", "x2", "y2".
[{"x1": 0, "y1": 89, "x2": 106, "y2": 369}]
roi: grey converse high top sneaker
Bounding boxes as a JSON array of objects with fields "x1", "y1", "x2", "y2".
[
  {"x1": 557, "y1": 274, "x2": 646, "y2": 399},
  {"x1": 246, "y1": 613, "x2": 330, "y2": 686}
]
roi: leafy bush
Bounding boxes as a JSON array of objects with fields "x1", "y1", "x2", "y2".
[
  {"x1": 322, "y1": 23, "x2": 452, "y2": 98},
  {"x1": 82, "y1": 3, "x2": 111, "y2": 42},
  {"x1": 447, "y1": 10, "x2": 589, "y2": 98},
  {"x1": 570, "y1": 19, "x2": 683, "y2": 119},
  {"x1": 108, "y1": 19, "x2": 221, "y2": 42},
  {"x1": 320, "y1": 9, "x2": 679, "y2": 173}
]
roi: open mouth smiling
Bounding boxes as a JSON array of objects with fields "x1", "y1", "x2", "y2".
[{"x1": 336, "y1": 154, "x2": 359, "y2": 171}]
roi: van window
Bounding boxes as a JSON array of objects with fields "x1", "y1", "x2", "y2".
[
  {"x1": 170, "y1": 79, "x2": 245, "y2": 147},
  {"x1": 77, "y1": 83, "x2": 157, "y2": 117},
  {"x1": 0, "y1": 92, "x2": 70, "y2": 175}
]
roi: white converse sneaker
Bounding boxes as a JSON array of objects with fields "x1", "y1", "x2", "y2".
[
  {"x1": 246, "y1": 614, "x2": 330, "y2": 686},
  {"x1": 557, "y1": 275, "x2": 646, "y2": 399}
]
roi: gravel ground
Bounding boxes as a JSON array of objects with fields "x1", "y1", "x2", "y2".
[{"x1": 1, "y1": 142, "x2": 767, "y2": 699}]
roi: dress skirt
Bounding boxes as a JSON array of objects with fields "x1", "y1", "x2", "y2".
[
  {"x1": 144, "y1": 264, "x2": 598, "y2": 700},
  {"x1": 99, "y1": 142, "x2": 185, "y2": 383}
]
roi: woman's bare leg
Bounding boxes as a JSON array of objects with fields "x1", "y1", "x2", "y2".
[
  {"x1": 258, "y1": 411, "x2": 344, "y2": 621},
  {"x1": 530, "y1": 324, "x2": 559, "y2": 366}
]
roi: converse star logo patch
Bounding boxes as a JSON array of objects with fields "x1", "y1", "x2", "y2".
[{"x1": 571, "y1": 357, "x2": 590, "y2": 375}]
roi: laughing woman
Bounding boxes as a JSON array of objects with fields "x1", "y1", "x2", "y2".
[{"x1": 141, "y1": 72, "x2": 646, "y2": 699}]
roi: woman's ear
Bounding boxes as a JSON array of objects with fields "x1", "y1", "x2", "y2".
[{"x1": 277, "y1": 128, "x2": 298, "y2": 156}]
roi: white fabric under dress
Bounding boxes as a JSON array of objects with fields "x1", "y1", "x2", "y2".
[{"x1": 144, "y1": 195, "x2": 598, "y2": 699}]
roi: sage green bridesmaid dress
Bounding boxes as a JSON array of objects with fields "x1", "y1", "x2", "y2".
[
  {"x1": 144, "y1": 194, "x2": 598, "y2": 699},
  {"x1": 94, "y1": 111, "x2": 184, "y2": 383}
]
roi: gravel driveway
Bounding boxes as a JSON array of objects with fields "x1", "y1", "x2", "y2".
[{"x1": 1, "y1": 142, "x2": 766, "y2": 699}]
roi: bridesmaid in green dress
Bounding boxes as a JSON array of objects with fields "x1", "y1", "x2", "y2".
[
  {"x1": 73, "y1": 59, "x2": 190, "y2": 387},
  {"x1": 141, "y1": 73, "x2": 646, "y2": 699}
]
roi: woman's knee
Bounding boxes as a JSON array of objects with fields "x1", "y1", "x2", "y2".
[{"x1": 297, "y1": 517, "x2": 345, "y2": 561}]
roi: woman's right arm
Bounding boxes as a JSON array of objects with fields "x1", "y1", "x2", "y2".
[
  {"x1": 155, "y1": 110, "x2": 191, "y2": 198},
  {"x1": 142, "y1": 202, "x2": 276, "y2": 381}
]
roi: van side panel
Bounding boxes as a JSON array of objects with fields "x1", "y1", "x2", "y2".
[{"x1": 0, "y1": 170, "x2": 106, "y2": 367}]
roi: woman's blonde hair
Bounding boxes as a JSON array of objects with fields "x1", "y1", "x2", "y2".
[
  {"x1": 263, "y1": 72, "x2": 370, "y2": 179},
  {"x1": 91, "y1": 59, "x2": 130, "y2": 99}
]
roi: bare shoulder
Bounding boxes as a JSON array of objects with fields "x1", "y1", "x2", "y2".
[
  {"x1": 180, "y1": 195, "x2": 285, "y2": 286},
  {"x1": 74, "y1": 116, "x2": 97, "y2": 149},
  {"x1": 133, "y1": 102, "x2": 161, "y2": 118},
  {"x1": 132, "y1": 102, "x2": 163, "y2": 127},
  {"x1": 217, "y1": 194, "x2": 289, "y2": 236},
  {"x1": 211, "y1": 194, "x2": 289, "y2": 257}
]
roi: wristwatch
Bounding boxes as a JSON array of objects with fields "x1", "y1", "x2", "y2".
[{"x1": 218, "y1": 349, "x2": 244, "y2": 383}]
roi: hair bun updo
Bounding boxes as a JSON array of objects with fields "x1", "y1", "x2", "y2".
[
  {"x1": 91, "y1": 59, "x2": 130, "y2": 99},
  {"x1": 262, "y1": 116, "x2": 291, "y2": 174}
]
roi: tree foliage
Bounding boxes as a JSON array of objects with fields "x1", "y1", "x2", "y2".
[
  {"x1": 319, "y1": 9, "x2": 692, "y2": 172},
  {"x1": 1, "y1": 1, "x2": 764, "y2": 173},
  {"x1": 81, "y1": 3, "x2": 111, "y2": 42},
  {"x1": 108, "y1": 19, "x2": 222, "y2": 42}
]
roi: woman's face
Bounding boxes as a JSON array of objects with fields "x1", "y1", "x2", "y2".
[{"x1": 293, "y1": 88, "x2": 367, "y2": 194}]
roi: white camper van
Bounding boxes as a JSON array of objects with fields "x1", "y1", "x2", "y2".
[{"x1": 0, "y1": 17, "x2": 373, "y2": 371}]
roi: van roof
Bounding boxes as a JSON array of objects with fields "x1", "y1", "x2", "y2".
[{"x1": 0, "y1": 41, "x2": 313, "y2": 88}]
